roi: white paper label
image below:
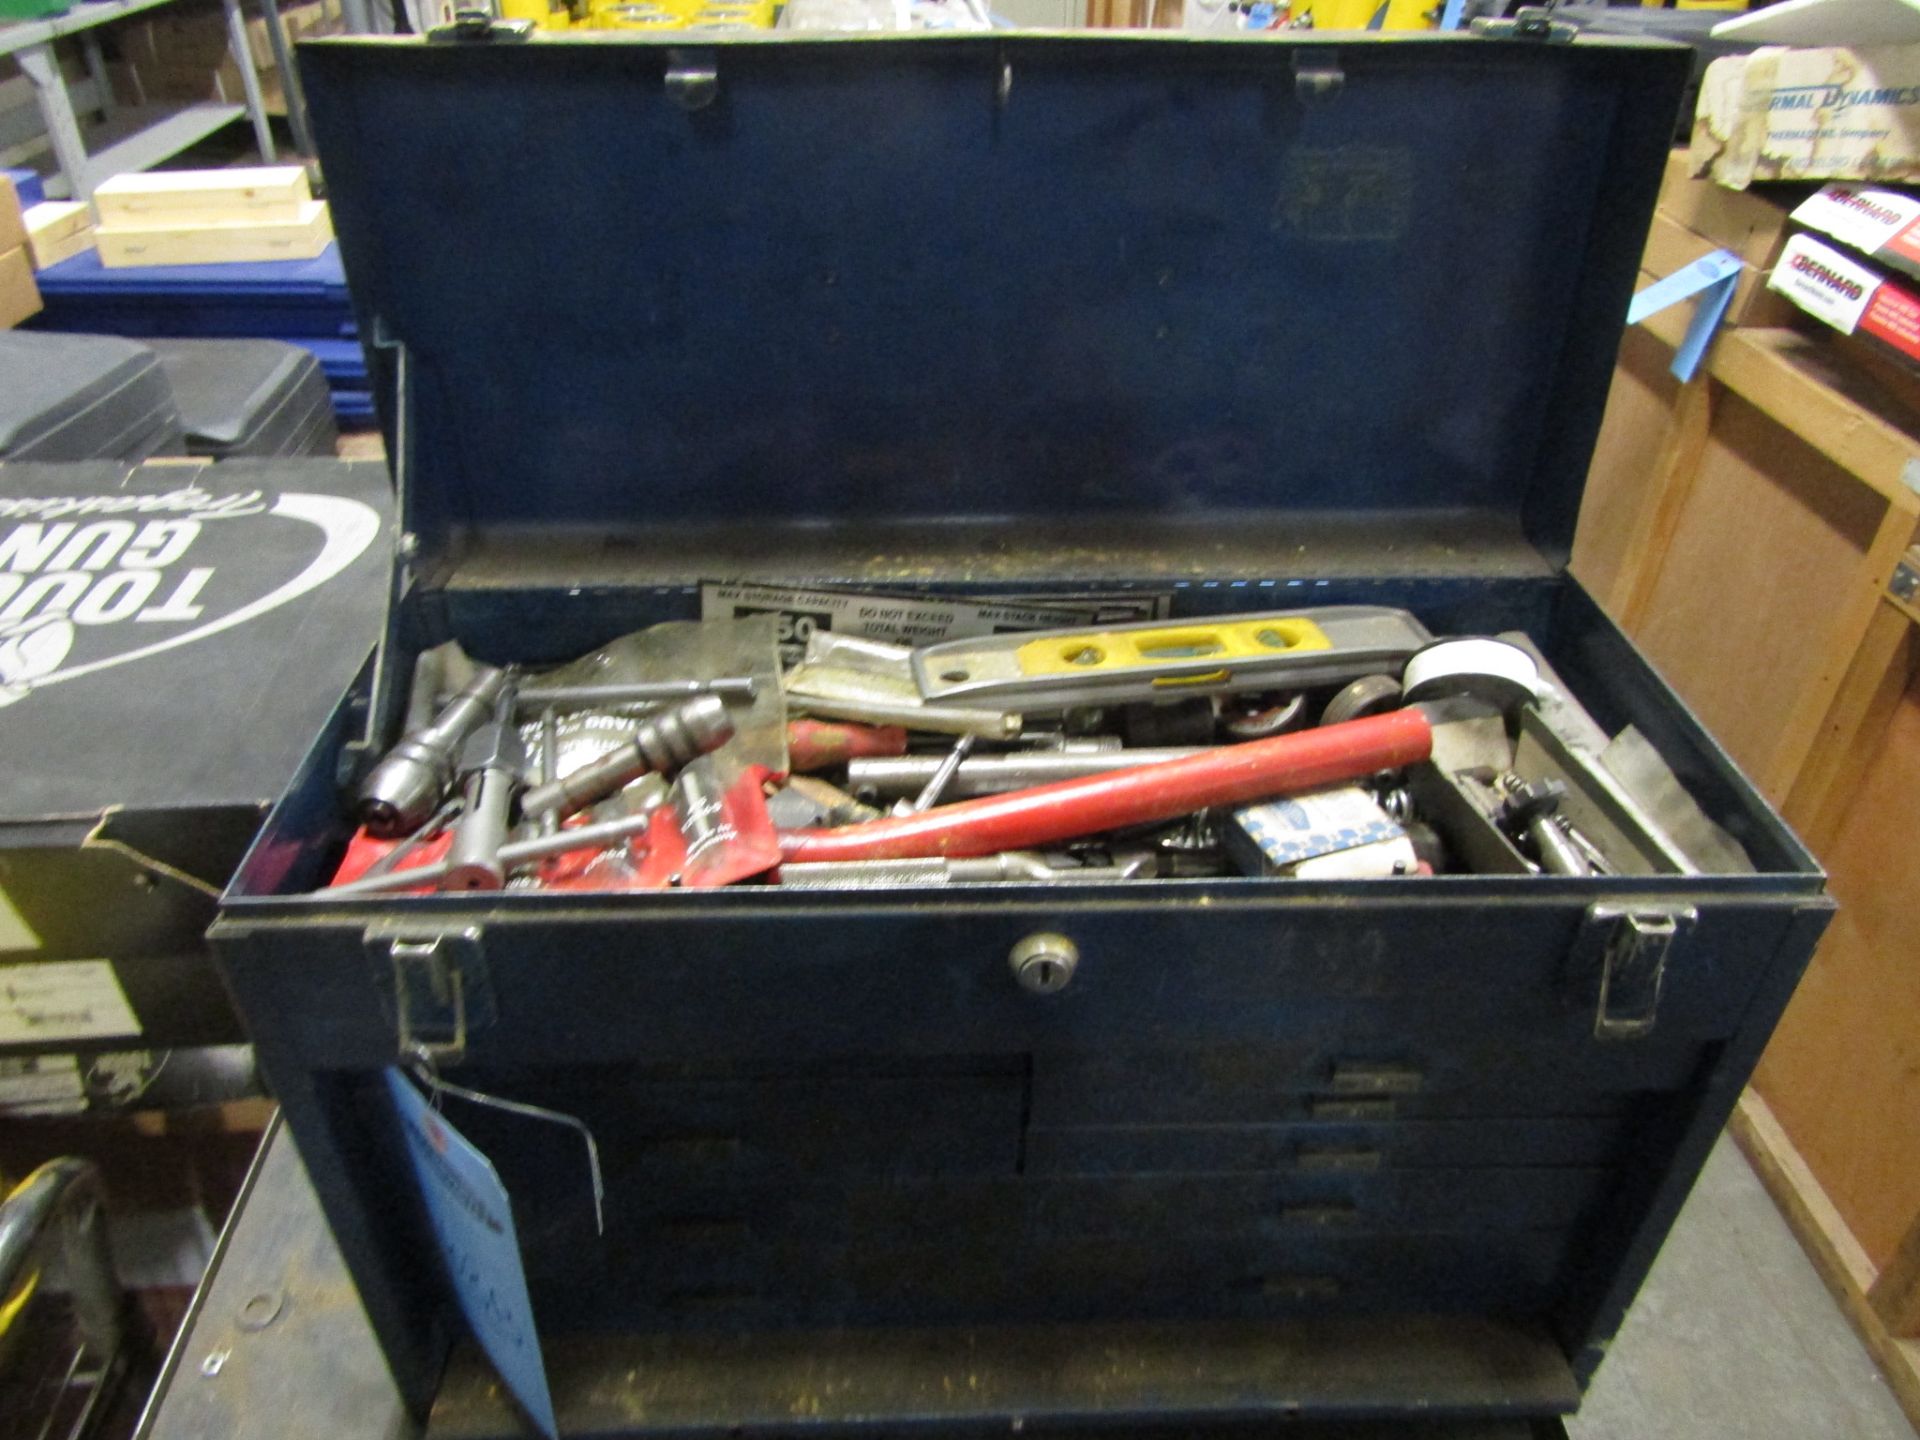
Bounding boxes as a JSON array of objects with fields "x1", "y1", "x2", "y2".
[
  {"x1": 0, "y1": 960, "x2": 140, "y2": 1043},
  {"x1": 1769, "y1": 234, "x2": 1880, "y2": 335},
  {"x1": 0, "y1": 1054, "x2": 86, "y2": 1115},
  {"x1": 700, "y1": 582, "x2": 1168, "y2": 665},
  {"x1": 1793, "y1": 185, "x2": 1920, "y2": 257}
]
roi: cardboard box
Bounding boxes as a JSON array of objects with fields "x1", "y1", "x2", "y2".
[
  {"x1": 1788, "y1": 182, "x2": 1920, "y2": 284},
  {"x1": 0, "y1": 246, "x2": 43, "y2": 329},
  {"x1": 117, "y1": 0, "x2": 343, "y2": 111},
  {"x1": 0, "y1": 175, "x2": 27, "y2": 256},
  {"x1": 1656, "y1": 149, "x2": 1795, "y2": 268},
  {"x1": 1637, "y1": 150, "x2": 1798, "y2": 328},
  {"x1": 23, "y1": 202, "x2": 94, "y2": 270},
  {"x1": 1692, "y1": 45, "x2": 1920, "y2": 189},
  {"x1": 96, "y1": 200, "x2": 332, "y2": 267},
  {"x1": 92, "y1": 167, "x2": 312, "y2": 227},
  {"x1": 1768, "y1": 231, "x2": 1920, "y2": 367}
]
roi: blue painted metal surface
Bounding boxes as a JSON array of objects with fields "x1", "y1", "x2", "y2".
[
  {"x1": 209, "y1": 32, "x2": 1835, "y2": 1437},
  {"x1": 296, "y1": 35, "x2": 1683, "y2": 574}
]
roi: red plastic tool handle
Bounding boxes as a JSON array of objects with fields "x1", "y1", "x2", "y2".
[{"x1": 779, "y1": 708, "x2": 1433, "y2": 863}]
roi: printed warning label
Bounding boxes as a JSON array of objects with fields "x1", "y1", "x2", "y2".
[{"x1": 0, "y1": 960, "x2": 140, "y2": 1043}]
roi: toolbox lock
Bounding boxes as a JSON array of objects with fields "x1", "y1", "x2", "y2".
[
  {"x1": 1009, "y1": 932, "x2": 1079, "y2": 995},
  {"x1": 366, "y1": 926, "x2": 493, "y2": 1065},
  {"x1": 1570, "y1": 904, "x2": 1696, "y2": 1042}
]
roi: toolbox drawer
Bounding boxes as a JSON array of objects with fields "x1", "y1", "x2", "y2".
[
  {"x1": 1025, "y1": 1116, "x2": 1630, "y2": 1173},
  {"x1": 484, "y1": 1179, "x2": 1586, "y2": 1333},
  {"x1": 445, "y1": 1067, "x2": 1028, "y2": 1183},
  {"x1": 1028, "y1": 1044, "x2": 1707, "y2": 1127},
  {"x1": 536, "y1": 1229, "x2": 1582, "y2": 1332},
  {"x1": 855, "y1": 1169, "x2": 1608, "y2": 1239},
  {"x1": 847, "y1": 1230, "x2": 1579, "y2": 1323}
]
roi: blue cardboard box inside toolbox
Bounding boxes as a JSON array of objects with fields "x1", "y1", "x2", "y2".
[{"x1": 210, "y1": 30, "x2": 1831, "y2": 1435}]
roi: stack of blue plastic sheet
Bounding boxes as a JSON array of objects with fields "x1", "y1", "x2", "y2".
[{"x1": 27, "y1": 243, "x2": 373, "y2": 425}]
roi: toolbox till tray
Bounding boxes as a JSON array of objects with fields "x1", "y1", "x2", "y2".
[{"x1": 214, "y1": 33, "x2": 1829, "y2": 1434}]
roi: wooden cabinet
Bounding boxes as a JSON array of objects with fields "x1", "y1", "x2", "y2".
[{"x1": 1576, "y1": 152, "x2": 1920, "y2": 1426}]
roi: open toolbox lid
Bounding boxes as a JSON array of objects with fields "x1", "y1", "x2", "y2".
[{"x1": 298, "y1": 32, "x2": 1688, "y2": 583}]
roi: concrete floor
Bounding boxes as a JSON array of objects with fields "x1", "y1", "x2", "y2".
[{"x1": 1570, "y1": 1135, "x2": 1915, "y2": 1440}]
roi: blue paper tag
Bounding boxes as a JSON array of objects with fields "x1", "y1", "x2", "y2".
[
  {"x1": 385, "y1": 1069, "x2": 558, "y2": 1440},
  {"x1": 1627, "y1": 248, "x2": 1743, "y2": 383}
]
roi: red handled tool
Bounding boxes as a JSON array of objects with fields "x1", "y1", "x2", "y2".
[
  {"x1": 779, "y1": 708, "x2": 1432, "y2": 863},
  {"x1": 786, "y1": 719, "x2": 910, "y2": 772}
]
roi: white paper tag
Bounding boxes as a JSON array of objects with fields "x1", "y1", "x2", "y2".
[
  {"x1": 1793, "y1": 184, "x2": 1920, "y2": 257},
  {"x1": 0, "y1": 960, "x2": 141, "y2": 1043},
  {"x1": 0, "y1": 1054, "x2": 86, "y2": 1115},
  {"x1": 385, "y1": 1070, "x2": 558, "y2": 1439},
  {"x1": 700, "y1": 581, "x2": 1168, "y2": 664},
  {"x1": 1769, "y1": 234, "x2": 1881, "y2": 335}
]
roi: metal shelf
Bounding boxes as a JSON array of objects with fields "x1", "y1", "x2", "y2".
[{"x1": 0, "y1": 0, "x2": 273, "y2": 202}]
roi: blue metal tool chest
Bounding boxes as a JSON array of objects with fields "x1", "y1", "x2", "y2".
[{"x1": 212, "y1": 30, "x2": 1831, "y2": 1435}]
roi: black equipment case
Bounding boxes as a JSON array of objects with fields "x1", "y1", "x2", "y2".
[
  {"x1": 0, "y1": 333, "x2": 184, "y2": 463},
  {"x1": 0, "y1": 459, "x2": 389, "y2": 1077},
  {"x1": 213, "y1": 30, "x2": 1832, "y2": 1435},
  {"x1": 151, "y1": 339, "x2": 340, "y2": 460}
]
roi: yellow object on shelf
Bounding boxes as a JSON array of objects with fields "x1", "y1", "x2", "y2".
[
  {"x1": 498, "y1": 0, "x2": 576, "y2": 27},
  {"x1": 1293, "y1": 0, "x2": 1432, "y2": 29},
  {"x1": 582, "y1": 0, "x2": 778, "y2": 28}
]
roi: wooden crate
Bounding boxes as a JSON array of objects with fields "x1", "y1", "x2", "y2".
[{"x1": 1576, "y1": 153, "x2": 1920, "y2": 1428}]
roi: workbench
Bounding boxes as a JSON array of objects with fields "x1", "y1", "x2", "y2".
[
  {"x1": 137, "y1": 1118, "x2": 1572, "y2": 1440},
  {"x1": 0, "y1": 0, "x2": 277, "y2": 201}
]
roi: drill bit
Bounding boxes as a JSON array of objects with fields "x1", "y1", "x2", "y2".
[
  {"x1": 357, "y1": 665, "x2": 509, "y2": 837},
  {"x1": 519, "y1": 694, "x2": 735, "y2": 823},
  {"x1": 442, "y1": 690, "x2": 527, "y2": 891}
]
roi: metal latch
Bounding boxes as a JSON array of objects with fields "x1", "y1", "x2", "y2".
[
  {"x1": 1892, "y1": 545, "x2": 1919, "y2": 605},
  {"x1": 1569, "y1": 904, "x2": 1696, "y2": 1041},
  {"x1": 366, "y1": 925, "x2": 493, "y2": 1063},
  {"x1": 666, "y1": 49, "x2": 719, "y2": 112},
  {"x1": 427, "y1": 10, "x2": 535, "y2": 41},
  {"x1": 1326, "y1": 1060, "x2": 1423, "y2": 1096},
  {"x1": 1469, "y1": 5, "x2": 1575, "y2": 40},
  {"x1": 1293, "y1": 51, "x2": 1345, "y2": 104}
]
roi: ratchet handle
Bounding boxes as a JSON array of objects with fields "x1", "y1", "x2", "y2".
[{"x1": 779, "y1": 707, "x2": 1433, "y2": 864}]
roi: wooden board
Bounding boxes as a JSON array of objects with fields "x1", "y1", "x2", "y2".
[
  {"x1": 91, "y1": 164, "x2": 311, "y2": 227},
  {"x1": 1571, "y1": 324, "x2": 1683, "y2": 608},
  {"x1": 1713, "y1": 330, "x2": 1920, "y2": 515},
  {"x1": 1872, "y1": 1211, "x2": 1920, "y2": 1338},
  {"x1": 1786, "y1": 600, "x2": 1920, "y2": 852},
  {"x1": 1755, "y1": 643, "x2": 1920, "y2": 1265},
  {"x1": 1730, "y1": 1090, "x2": 1920, "y2": 1431},
  {"x1": 96, "y1": 201, "x2": 332, "y2": 268},
  {"x1": 0, "y1": 243, "x2": 40, "y2": 329},
  {"x1": 1630, "y1": 390, "x2": 1889, "y2": 798}
]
